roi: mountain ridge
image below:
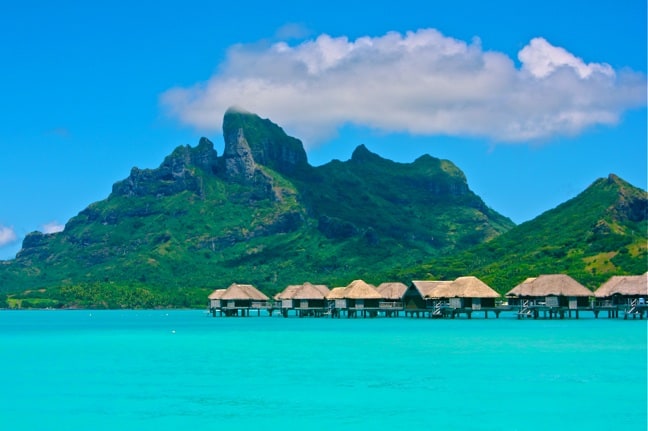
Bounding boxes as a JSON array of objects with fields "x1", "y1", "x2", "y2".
[
  {"x1": 0, "y1": 108, "x2": 645, "y2": 308},
  {"x1": 395, "y1": 173, "x2": 647, "y2": 292}
]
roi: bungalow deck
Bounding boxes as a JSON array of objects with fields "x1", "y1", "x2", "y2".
[
  {"x1": 512, "y1": 296, "x2": 592, "y2": 319},
  {"x1": 325, "y1": 302, "x2": 512, "y2": 319},
  {"x1": 210, "y1": 301, "x2": 272, "y2": 317},
  {"x1": 402, "y1": 305, "x2": 512, "y2": 319},
  {"x1": 592, "y1": 299, "x2": 647, "y2": 319},
  {"x1": 209, "y1": 299, "x2": 646, "y2": 319},
  {"x1": 328, "y1": 305, "x2": 384, "y2": 318},
  {"x1": 210, "y1": 302, "x2": 515, "y2": 318},
  {"x1": 514, "y1": 298, "x2": 647, "y2": 319},
  {"x1": 516, "y1": 304, "x2": 587, "y2": 319},
  {"x1": 269, "y1": 305, "x2": 331, "y2": 318}
]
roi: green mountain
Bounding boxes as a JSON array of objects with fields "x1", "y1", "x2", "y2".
[
  {"x1": 396, "y1": 174, "x2": 647, "y2": 293},
  {"x1": 0, "y1": 108, "x2": 514, "y2": 308}
]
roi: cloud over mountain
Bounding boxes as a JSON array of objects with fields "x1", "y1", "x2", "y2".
[
  {"x1": 161, "y1": 28, "x2": 646, "y2": 145},
  {"x1": 0, "y1": 225, "x2": 17, "y2": 247},
  {"x1": 42, "y1": 222, "x2": 64, "y2": 234}
]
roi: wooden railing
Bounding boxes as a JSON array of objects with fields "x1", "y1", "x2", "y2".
[
  {"x1": 593, "y1": 300, "x2": 614, "y2": 307},
  {"x1": 379, "y1": 301, "x2": 403, "y2": 309}
]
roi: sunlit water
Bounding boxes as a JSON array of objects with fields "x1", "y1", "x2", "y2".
[{"x1": 1, "y1": 310, "x2": 645, "y2": 430}]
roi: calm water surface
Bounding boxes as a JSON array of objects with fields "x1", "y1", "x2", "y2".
[{"x1": 0, "y1": 310, "x2": 646, "y2": 430}]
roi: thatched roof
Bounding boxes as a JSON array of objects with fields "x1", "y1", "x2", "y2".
[
  {"x1": 208, "y1": 289, "x2": 226, "y2": 300},
  {"x1": 292, "y1": 282, "x2": 330, "y2": 299},
  {"x1": 412, "y1": 280, "x2": 453, "y2": 298},
  {"x1": 274, "y1": 284, "x2": 301, "y2": 300},
  {"x1": 220, "y1": 283, "x2": 269, "y2": 301},
  {"x1": 424, "y1": 282, "x2": 454, "y2": 298},
  {"x1": 342, "y1": 280, "x2": 382, "y2": 299},
  {"x1": 506, "y1": 274, "x2": 592, "y2": 297},
  {"x1": 376, "y1": 282, "x2": 408, "y2": 299},
  {"x1": 505, "y1": 277, "x2": 540, "y2": 298},
  {"x1": 416, "y1": 277, "x2": 498, "y2": 298},
  {"x1": 595, "y1": 273, "x2": 648, "y2": 297},
  {"x1": 450, "y1": 276, "x2": 500, "y2": 298},
  {"x1": 326, "y1": 287, "x2": 347, "y2": 300}
]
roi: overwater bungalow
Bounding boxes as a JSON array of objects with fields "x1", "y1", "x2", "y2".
[
  {"x1": 327, "y1": 280, "x2": 382, "y2": 318},
  {"x1": 449, "y1": 276, "x2": 501, "y2": 316},
  {"x1": 216, "y1": 283, "x2": 271, "y2": 317},
  {"x1": 208, "y1": 288, "x2": 226, "y2": 314},
  {"x1": 594, "y1": 273, "x2": 647, "y2": 319},
  {"x1": 274, "y1": 282, "x2": 330, "y2": 317},
  {"x1": 506, "y1": 274, "x2": 592, "y2": 319},
  {"x1": 406, "y1": 281, "x2": 452, "y2": 317},
  {"x1": 274, "y1": 285, "x2": 301, "y2": 315},
  {"x1": 376, "y1": 282, "x2": 407, "y2": 316},
  {"x1": 422, "y1": 277, "x2": 501, "y2": 318},
  {"x1": 206, "y1": 274, "x2": 646, "y2": 321},
  {"x1": 325, "y1": 287, "x2": 347, "y2": 318}
]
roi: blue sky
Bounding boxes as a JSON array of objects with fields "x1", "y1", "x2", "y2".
[{"x1": 1, "y1": 0, "x2": 646, "y2": 260}]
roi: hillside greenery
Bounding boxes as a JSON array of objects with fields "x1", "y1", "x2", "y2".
[
  {"x1": 0, "y1": 110, "x2": 516, "y2": 308},
  {"x1": 390, "y1": 174, "x2": 647, "y2": 293},
  {"x1": 0, "y1": 110, "x2": 645, "y2": 308}
]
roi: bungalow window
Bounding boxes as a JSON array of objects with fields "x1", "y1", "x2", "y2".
[
  {"x1": 472, "y1": 298, "x2": 481, "y2": 310},
  {"x1": 449, "y1": 298, "x2": 462, "y2": 309},
  {"x1": 546, "y1": 296, "x2": 559, "y2": 308},
  {"x1": 568, "y1": 297, "x2": 578, "y2": 310}
]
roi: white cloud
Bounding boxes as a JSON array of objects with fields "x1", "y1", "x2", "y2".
[
  {"x1": 0, "y1": 225, "x2": 17, "y2": 247},
  {"x1": 518, "y1": 37, "x2": 615, "y2": 79},
  {"x1": 160, "y1": 29, "x2": 646, "y2": 145},
  {"x1": 42, "y1": 222, "x2": 64, "y2": 234}
]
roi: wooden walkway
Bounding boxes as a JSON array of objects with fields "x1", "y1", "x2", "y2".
[
  {"x1": 210, "y1": 303, "x2": 514, "y2": 318},
  {"x1": 592, "y1": 301, "x2": 647, "y2": 320},
  {"x1": 515, "y1": 301, "x2": 646, "y2": 320},
  {"x1": 209, "y1": 302, "x2": 646, "y2": 319}
]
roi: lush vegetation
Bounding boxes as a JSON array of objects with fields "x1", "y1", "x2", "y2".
[
  {"x1": 0, "y1": 110, "x2": 645, "y2": 308},
  {"x1": 392, "y1": 174, "x2": 647, "y2": 293}
]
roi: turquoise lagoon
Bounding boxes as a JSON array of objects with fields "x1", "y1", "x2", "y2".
[{"x1": 0, "y1": 310, "x2": 646, "y2": 430}]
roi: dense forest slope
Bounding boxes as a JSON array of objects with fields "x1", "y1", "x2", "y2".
[
  {"x1": 395, "y1": 174, "x2": 647, "y2": 293},
  {"x1": 0, "y1": 108, "x2": 516, "y2": 308}
]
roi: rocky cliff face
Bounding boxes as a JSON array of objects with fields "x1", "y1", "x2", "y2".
[
  {"x1": 222, "y1": 107, "x2": 309, "y2": 176},
  {"x1": 222, "y1": 128, "x2": 257, "y2": 182},
  {"x1": 111, "y1": 138, "x2": 218, "y2": 198},
  {"x1": 112, "y1": 109, "x2": 308, "y2": 200},
  {"x1": 221, "y1": 126, "x2": 279, "y2": 201}
]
